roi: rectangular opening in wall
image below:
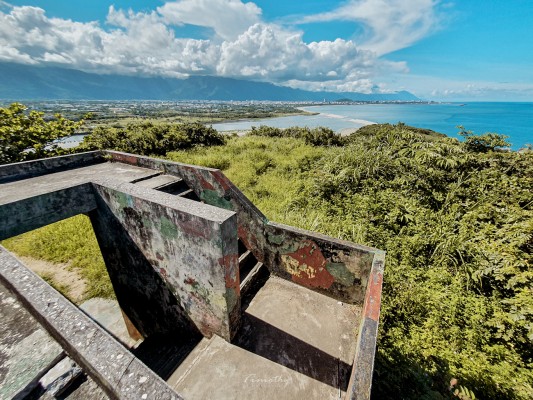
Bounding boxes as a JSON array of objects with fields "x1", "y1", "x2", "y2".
[{"x1": 0, "y1": 213, "x2": 202, "y2": 384}]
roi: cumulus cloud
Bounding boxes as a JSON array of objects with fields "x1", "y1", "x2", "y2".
[
  {"x1": 158, "y1": 0, "x2": 261, "y2": 41},
  {"x1": 0, "y1": 0, "x2": 427, "y2": 92},
  {"x1": 299, "y1": 0, "x2": 440, "y2": 55}
]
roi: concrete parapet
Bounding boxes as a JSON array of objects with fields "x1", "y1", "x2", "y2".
[
  {"x1": 0, "y1": 151, "x2": 105, "y2": 183},
  {"x1": 0, "y1": 247, "x2": 182, "y2": 400}
]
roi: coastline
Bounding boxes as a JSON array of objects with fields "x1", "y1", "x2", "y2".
[
  {"x1": 203, "y1": 109, "x2": 316, "y2": 125},
  {"x1": 212, "y1": 106, "x2": 377, "y2": 134}
]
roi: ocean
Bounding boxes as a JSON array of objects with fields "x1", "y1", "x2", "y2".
[{"x1": 213, "y1": 102, "x2": 533, "y2": 150}]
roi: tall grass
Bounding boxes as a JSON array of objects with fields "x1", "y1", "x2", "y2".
[{"x1": 167, "y1": 136, "x2": 326, "y2": 227}]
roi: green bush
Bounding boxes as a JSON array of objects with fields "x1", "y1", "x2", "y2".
[
  {"x1": 79, "y1": 121, "x2": 226, "y2": 156},
  {"x1": 249, "y1": 125, "x2": 345, "y2": 146}
]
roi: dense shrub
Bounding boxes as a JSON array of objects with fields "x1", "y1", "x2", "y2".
[
  {"x1": 79, "y1": 121, "x2": 225, "y2": 156},
  {"x1": 249, "y1": 125, "x2": 345, "y2": 146},
  {"x1": 353, "y1": 122, "x2": 446, "y2": 140},
  {"x1": 299, "y1": 124, "x2": 533, "y2": 399}
]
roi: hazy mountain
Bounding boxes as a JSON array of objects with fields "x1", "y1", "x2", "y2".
[{"x1": 0, "y1": 63, "x2": 419, "y2": 102}]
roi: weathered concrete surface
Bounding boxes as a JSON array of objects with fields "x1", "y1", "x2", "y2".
[
  {"x1": 0, "y1": 161, "x2": 156, "y2": 205},
  {"x1": 36, "y1": 356, "x2": 83, "y2": 398},
  {"x1": 0, "y1": 151, "x2": 104, "y2": 183},
  {"x1": 56, "y1": 374, "x2": 110, "y2": 400},
  {"x1": 0, "y1": 161, "x2": 159, "y2": 241},
  {"x1": 106, "y1": 151, "x2": 380, "y2": 305},
  {"x1": 35, "y1": 361, "x2": 111, "y2": 400},
  {"x1": 80, "y1": 298, "x2": 140, "y2": 348},
  {"x1": 89, "y1": 178, "x2": 240, "y2": 341},
  {"x1": 134, "y1": 174, "x2": 182, "y2": 189},
  {"x1": 0, "y1": 280, "x2": 63, "y2": 400},
  {"x1": 0, "y1": 152, "x2": 384, "y2": 399},
  {"x1": 0, "y1": 246, "x2": 183, "y2": 400},
  {"x1": 168, "y1": 276, "x2": 361, "y2": 399},
  {"x1": 346, "y1": 251, "x2": 385, "y2": 400},
  {"x1": 263, "y1": 222, "x2": 376, "y2": 304},
  {"x1": 0, "y1": 184, "x2": 96, "y2": 241}
]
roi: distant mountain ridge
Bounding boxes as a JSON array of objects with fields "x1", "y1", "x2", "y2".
[{"x1": 0, "y1": 63, "x2": 419, "y2": 102}]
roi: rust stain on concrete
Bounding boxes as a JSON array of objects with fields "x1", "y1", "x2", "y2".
[
  {"x1": 281, "y1": 240, "x2": 335, "y2": 289},
  {"x1": 363, "y1": 264, "x2": 383, "y2": 322}
]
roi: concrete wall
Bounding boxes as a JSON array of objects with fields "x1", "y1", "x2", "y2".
[
  {"x1": 263, "y1": 222, "x2": 376, "y2": 304},
  {"x1": 90, "y1": 178, "x2": 240, "y2": 341},
  {"x1": 0, "y1": 164, "x2": 241, "y2": 341},
  {"x1": 345, "y1": 251, "x2": 385, "y2": 400},
  {"x1": 0, "y1": 246, "x2": 182, "y2": 400},
  {"x1": 0, "y1": 184, "x2": 96, "y2": 240},
  {"x1": 107, "y1": 151, "x2": 379, "y2": 305}
]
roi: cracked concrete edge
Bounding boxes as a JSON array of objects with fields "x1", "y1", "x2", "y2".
[{"x1": 0, "y1": 246, "x2": 184, "y2": 400}]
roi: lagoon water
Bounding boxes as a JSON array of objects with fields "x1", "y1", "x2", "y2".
[{"x1": 213, "y1": 102, "x2": 533, "y2": 150}]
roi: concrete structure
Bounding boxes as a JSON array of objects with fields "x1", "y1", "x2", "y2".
[{"x1": 0, "y1": 151, "x2": 385, "y2": 399}]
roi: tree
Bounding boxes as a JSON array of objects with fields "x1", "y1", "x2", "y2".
[
  {"x1": 457, "y1": 125, "x2": 510, "y2": 152},
  {"x1": 0, "y1": 103, "x2": 82, "y2": 165}
]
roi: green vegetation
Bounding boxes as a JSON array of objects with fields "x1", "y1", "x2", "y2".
[
  {"x1": 0, "y1": 102, "x2": 82, "y2": 164},
  {"x1": 168, "y1": 136, "x2": 327, "y2": 223},
  {"x1": 249, "y1": 125, "x2": 345, "y2": 146},
  {"x1": 1, "y1": 116, "x2": 531, "y2": 399},
  {"x1": 2, "y1": 215, "x2": 112, "y2": 300},
  {"x1": 169, "y1": 124, "x2": 533, "y2": 400},
  {"x1": 79, "y1": 121, "x2": 226, "y2": 155}
]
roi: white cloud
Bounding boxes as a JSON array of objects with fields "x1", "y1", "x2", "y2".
[
  {"x1": 158, "y1": 0, "x2": 261, "y2": 41},
  {"x1": 216, "y1": 24, "x2": 395, "y2": 84},
  {"x1": 0, "y1": 1, "x2": 419, "y2": 93},
  {"x1": 380, "y1": 73, "x2": 533, "y2": 101},
  {"x1": 299, "y1": 0, "x2": 440, "y2": 55}
]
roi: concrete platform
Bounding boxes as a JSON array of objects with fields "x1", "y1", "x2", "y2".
[
  {"x1": 0, "y1": 162, "x2": 157, "y2": 205},
  {"x1": 167, "y1": 276, "x2": 361, "y2": 400}
]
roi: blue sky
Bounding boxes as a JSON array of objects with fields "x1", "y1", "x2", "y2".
[{"x1": 1, "y1": 0, "x2": 532, "y2": 100}]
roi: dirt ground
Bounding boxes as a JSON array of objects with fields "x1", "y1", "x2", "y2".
[{"x1": 18, "y1": 256, "x2": 87, "y2": 304}]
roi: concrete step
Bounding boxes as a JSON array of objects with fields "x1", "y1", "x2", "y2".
[
  {"x1": 177, "y1": 188, "x2": 200, "y2": 201},
  {"x1": 79, "y1": 298, "x2": 141, "y2": 348},
  {"x1": 133, "y1": 173, "x2": 179, "y2": 189},
  {"x1": 132, "y1": 333, "x2": 202, "y2": 381},
  {"x1": 134, "y1": 173, "x2": 201, "y2": 200},
  {"x1": 238, "y1": 250, "x2": 255, "y2": 276},
  {"x1": 240, "y1": 261, "x2": 264, "y2": 295},
  {"x1": 238, "y1": 249, "x2": 264, "y2": 296}
]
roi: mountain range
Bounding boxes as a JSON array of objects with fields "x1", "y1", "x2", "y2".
[{"x1": 0, "y1": 63, "x2": 419, "y2": 102}]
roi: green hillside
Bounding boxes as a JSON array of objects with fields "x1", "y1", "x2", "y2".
[{"x1": 3, "y1": 122, "x2": 532, "y2": 399}]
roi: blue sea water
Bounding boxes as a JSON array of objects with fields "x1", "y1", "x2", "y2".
[{"x1": 213, "y1": 102, "x2": 533, "y2": 150}]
